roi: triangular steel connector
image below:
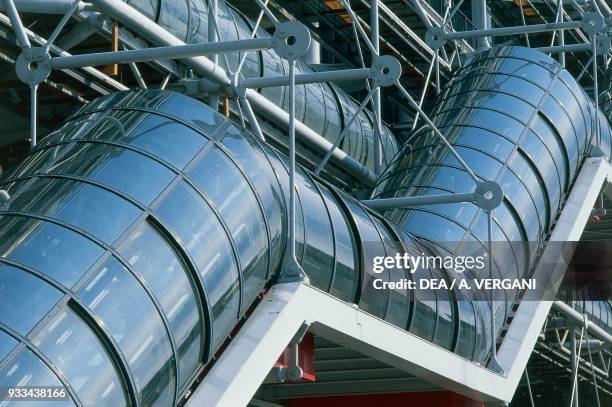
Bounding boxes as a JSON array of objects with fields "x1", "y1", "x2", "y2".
[{"x1": 278, "y1": 255, "x2": 310, "y2": 284}]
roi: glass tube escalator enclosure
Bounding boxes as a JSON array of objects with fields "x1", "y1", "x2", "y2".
[
  {"x1": 0, "y1": 47, "x2": 610, "y2": 406},
  {"x1": 372, "y1": 46, "x2": 612, "y2": 361}
]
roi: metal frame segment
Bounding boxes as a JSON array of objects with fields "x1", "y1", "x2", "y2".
[{"x1": 496, "y1": 157, "x2": 612, "y2": 400}]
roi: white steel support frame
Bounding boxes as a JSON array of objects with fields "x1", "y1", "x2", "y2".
[{"x1": 185, "y1": 158, "x2": 612, "y2": 407}]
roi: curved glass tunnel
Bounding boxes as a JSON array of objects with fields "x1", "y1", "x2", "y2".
[
  {"x1": 0, "y1": 47, "x2": 611, "y2": 406},
  {"x1": 372, "y1": 46, "x2": 612, "y2": 350},
  {"x1": 123, "y1": 0, "x2": 399, "y2": 174}
]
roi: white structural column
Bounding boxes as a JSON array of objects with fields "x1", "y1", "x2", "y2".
[{"x1": 471, "y1": 0, "x2": 491, "y2": 50}]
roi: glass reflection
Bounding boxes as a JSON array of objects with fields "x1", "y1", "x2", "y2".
[
  {"x1": 79, "y1": 257, "x2": 175, "y2": 407},
  {"x1": 31, "y1": 306, "x2": 128, "y2": 407}
]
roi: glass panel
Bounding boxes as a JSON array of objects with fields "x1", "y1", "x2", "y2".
[
  {"x1": 319, "y1": 186, "x2": 357, "y2": 303},
  {"x1": 78, "y1": 257, "x2": 175, "y2": 407},
  {"x1": 295, "y1": 170, "x2": 334, "y2": 290},
  {"x1": 155, "y1": 182, "x2": 239, "y2": 349},
  {"x1": 187, "y1": 0, "x2": 208, "y2": 43},
  {"x1": 127, "y1": 1, "x2": 157, "y2": 20},
  {"x1": 260, "y1": 49, "x2": 285, "y2": 106},
  {"x1": 262, "y1": 147, "x2": 306, "y2": 263},
  {"x1": 508, "y1": 152, "x2": 547, "y2": 235},
  {"x1": 25, "y1": 143, "x2": 175, "y2": 206},
  {"x1": 302, "y1": 80, "x2": 326, "y2": 137},
  {"x1": 158, "y1": 0, "x2": 189, "y2": 41},
  {"x1": 499, "y1": 167, "x2": 540, "y2": 242},
  {"x1": 0, "y1": 330, "x2": 17, "y2": 362},
  {"x1": 118, "y1": 221, "x2": 202, "y2": 390},
  {"x1": 374, "y1": 217, "x2": 410, "y2": 330},
  {"x1": 55, "y1": 111, "x2": 209, "y2": 170},
  {"x1": 189, "y1": 146, "x2": 268, "y2": 308},
  {"x1": 455, "y1": 294, "x2": 476, "y2": 360},
  {"x1": 2, "y1": 216, "x2": 104, "y2": 288},
  {"x1": 215, "y1": 1, "x2": 240, "y2": 72},
  {"x1": 340, "y1": 194, "x2": 388, "y2": 319},
  {"x1": 0, "y1": 348, "x2": 75, "y2": 406},
  {"x1": 0, "y1": 264, "x2": 62, "y2": 336},
  {"x1": 218, "y1": 126, "x2": 284, "y2": 269},
  {"x1": 32, "y1": 306, "x2": 128, "y2": 407},
  {"x1": 322, "y1": 84, "x2": 341, "y2": 142},
  {"x1": 4, "y1": 178, "x2": 140, "y2": 244},
  {"x1": 230, "y1": 8, "x2": 260, "y2": 80}
]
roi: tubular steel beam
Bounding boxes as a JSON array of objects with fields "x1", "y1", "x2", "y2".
[
  {"x1": 362, "y1": 192, "x2": 479, "y2": 210},
  {"x1": 240, "y1": 68, "x2": 372, "y2": 89},
  {"x1": 51, "y1": 37, "x2": 275, "y2": 69},
  {"x1": 445, "y1": 20, "x2": 583, "y2": 40},
  {"x1": 56, "y1": 12, "x2": 107, "y2": 51},
  {"x1": 1, "y1": 0, "x2": 30, "y2": 49},
  {"x1": 552, "y1": 301, "x2": 612, "y2": 347},
  {"x1": 0, "y1": 0, "x2": 86, "y2": 14},
  {"x1": 536, "y1": 43, "x2": 591, "y2": 54}
]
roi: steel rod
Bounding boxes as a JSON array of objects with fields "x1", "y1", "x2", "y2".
[
  {"x1": 51, "y1": 37, "x2": 274, "y2": 69},
  {"x1": 253, "y1": 0, "x2": 278, "y2": 25},
  {"x1": 395, "y1": 81, "x2": 479, "y2": 182},
  {"x1": 340, "y1": 0, "x2": 378, "y2": 56},
  {"x1": 241, "y1": 68, "x2": 372, "y2": 89},
  {"x1": 240, "y1": 96, "x2": 265, "y2": 142},
  {"x1": 29, "y1": 84, "x2": 37, "y2": 149},
  {"x1": 371, "y1": 0, "x2": 381, "y2": 175},
  {"x1": 361, "y1": 192, "x2": 478, "y2": 210},
  {"x1": 524, "y1": 369, "x2": 535, "y2": 407},
  {"x1": 128, "y1": 61, "x2": 147, "y2": 89},
  {"x1": 443, "y1": 0, "x2": 466, "y2": 29},
  {"x1": 2, "y1": 0, "x2": 30, "y2": 49},
  {"x1": 412, "y1": 55, "x2": 436, "y2": 130},
  {"x1": 235, "y1": 0, "x2": 267, "y2": 77},
  {"x1": 558, "y1": 0, "x2": 566, "y2": 66},
  {"x1": 445, "y1": 20, "x2": 582, "y2": 40},
  {"x1": 487, "y1": 209, "x2": 503, "y2": 373},
  {"x1": 570, "y1": 327, "x2": 584, "y2": 407},
  {"x1": 536, "y1": 43, "x2": 590, "y2": 54},
  {"x1": 288, "y1": 59, "x2": 297, "y2": 264},
  {"x1": 315, "y1": 87, "x2": 376, "y2": 175},
  {"x1": 585, "y1": 330, "x2": 602, "y2": 407},
  {"x1": 44, "y1": 0, "x2": 80, "y2": 52},
  {"x1": 519, "y1": 0, "x2": 530, "y2": 47},
  {"x1": 593, "y1": 36, "x2": 600, "y2": 146}
]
